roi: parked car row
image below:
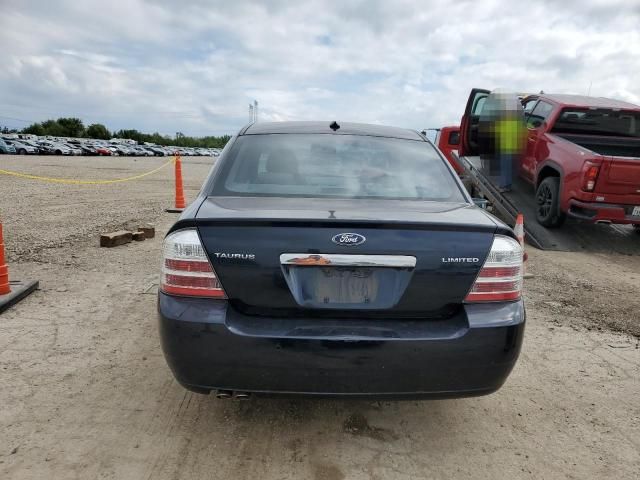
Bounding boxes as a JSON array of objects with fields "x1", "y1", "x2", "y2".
[
  {"x1": 0, "y1": 135, "x2": 221, "y2": 157},
  {"x1": 0, "y1": 138, "x2": 18, "y2": 154}
]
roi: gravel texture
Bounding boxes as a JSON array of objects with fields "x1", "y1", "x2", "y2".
[{"x1": 0, "y1": 155, "x2": 638, "y2": 479}]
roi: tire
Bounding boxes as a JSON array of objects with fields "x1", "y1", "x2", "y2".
[
  {"x1": 536, "y1": 176, "x2": 565, "y2": 227},
  {"x1": 633, "y1": 224, "x2": 640, "y2": 233},
  {"x1": 55, "y1": 150, "x2": 62, "y2": 155},
  {"x1": 18, "y1": 149, "x2": 26, "y2": 155}
]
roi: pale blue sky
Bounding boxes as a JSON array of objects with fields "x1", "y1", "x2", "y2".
[{"x1": 1, "y1": 0, "x2": 638, "y2": 136}]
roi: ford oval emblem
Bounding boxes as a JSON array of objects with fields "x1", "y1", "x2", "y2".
[{"x1": 332, "y1": 233, "x2": 366, "y2": 246}]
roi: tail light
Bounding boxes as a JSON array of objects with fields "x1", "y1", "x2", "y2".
[
  {"x1": 465, "y1": 235, "x2": 523, "y2": 302},
  {"x1": 582, "y1": 163, "x2": 600, "y2": 192},
  {"x1": 160, "y1": 228, "x2": 227, "y2": 298}
]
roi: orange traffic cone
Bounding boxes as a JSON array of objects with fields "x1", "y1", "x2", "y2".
[
  {"x1": 174, "y1": 154, "x2": 186, "y2": 210},
  {"x1": 0, "y1": 223, "x2": 10, "y2": 295},
  {"x1": 514, "y1": 213, "x2": 525, "y2": 247},
  {"x1": 0, "y1": 221, "x2": 39, "y2": 313},
  {"x1": 514, "y1": 213, "x2": 529, "y2": 265}
]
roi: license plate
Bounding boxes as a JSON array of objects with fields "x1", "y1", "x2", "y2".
[
  {"x1": 313, "y1": 268, "x2": 378, "y2": 304},
  {"x1": 282, "y1": 265, "x2": 412, "y2": 309},
  {"x1": 632, "y1": 206, "x2": 640, "y2": 217}
]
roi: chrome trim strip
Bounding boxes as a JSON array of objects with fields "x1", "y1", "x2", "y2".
[{"x1": 279, "y1": 253, "x2": 416, "y2": 268}]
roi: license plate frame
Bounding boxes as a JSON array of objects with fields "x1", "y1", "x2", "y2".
[{"x1": 280, "y1": 254, "x2": 416, "y2": 310}]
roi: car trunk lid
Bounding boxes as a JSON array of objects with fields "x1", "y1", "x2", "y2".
[{"x1": 196, "y1": 197, "x2": 499, "y2": 317}]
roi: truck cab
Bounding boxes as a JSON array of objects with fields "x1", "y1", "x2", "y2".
[
  {"x1": 429, "y1": 126, "x2": 464, "y2": 174},
  {"x1": 459, "y1": 89, "x2": 640, "y2": 228}
]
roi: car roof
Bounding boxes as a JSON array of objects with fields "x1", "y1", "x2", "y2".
[
  {"x1": 537, "y1": 94, "x2": 640, "y2": 110},
  {"x1": 242, "y1": 121, "x2": 424, "y2": 141}
]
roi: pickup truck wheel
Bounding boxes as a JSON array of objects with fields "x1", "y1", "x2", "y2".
[{"x1": 536, "y1": 177, "x2": 565, "y2": 227}]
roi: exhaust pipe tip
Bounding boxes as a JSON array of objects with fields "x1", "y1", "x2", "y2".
[
  {"x1": 216, "y1": 389, "x2": 233, "y2": 399},
  {"x1": 235, "y1": 392, "x2": 251, "y2": 400}
]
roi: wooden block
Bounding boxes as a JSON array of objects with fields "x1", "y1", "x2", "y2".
[
  {"x1": 138, "y1": 224, "x2": 155, "y2": 239},
  {"x1": 100, "y1": 230, "x2": 133, "y2": 247},
  {"x1": 132, "y1": 231, "x2": 146, "y2": 242}
]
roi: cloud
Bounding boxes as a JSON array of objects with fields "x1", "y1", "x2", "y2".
[{"x1": 0, "y1": 0, "x2": 638, "y2": 135}]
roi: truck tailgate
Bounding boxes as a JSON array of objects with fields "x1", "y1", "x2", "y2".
[{"x1": 598, "y1": 157, "x2": 640, "y2": 196}]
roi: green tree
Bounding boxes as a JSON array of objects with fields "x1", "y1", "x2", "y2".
[
  {"x1": 40, "y1": 119, "x2": 67, "y2": 137},
  {"x1": 56, "y1": 117, "x2": 85, "y2": 137},
  {"x1": 86, "y1": 123, "x2": 111, "y2": 140},
  {"x1": 114, "y1": 129, "x2": 143, "y2": 142},
  {"x1": 22, "y1": 123, "x2": 44, "y2": 135}
]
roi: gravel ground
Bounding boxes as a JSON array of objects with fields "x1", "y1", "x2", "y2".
[{"x1": 0, "y1": 155, "x2": 638, "y2": 479}]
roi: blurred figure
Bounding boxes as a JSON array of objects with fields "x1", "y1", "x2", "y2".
[{"x1": 478, "y1": 90, "x2": 526, "y2": 192}]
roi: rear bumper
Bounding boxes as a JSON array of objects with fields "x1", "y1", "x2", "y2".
[
  {"x1": 567, "y1": 199, "x2": 640, "y2": 224},
  {"x1": 158, "y1": 293, "x2": 525, "y2": 398}
]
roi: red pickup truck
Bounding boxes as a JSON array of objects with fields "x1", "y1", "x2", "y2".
[
  {"x1": 433, "y1": 126, "x2": 464, "y2": 174},
  {"x1": 458, "y1": 89, "x2": 640, "y2": 228}
]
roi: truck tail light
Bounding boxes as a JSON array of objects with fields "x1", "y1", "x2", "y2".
[
  {"x1": 582, "y1": 164, "x2": 600, "y2": 192},
  {"x1": 465, "y1": 235, "x2": 523, "y2": 302},
  {"x1": 160, "y1": 228, "x2": 227, "y2": 298}
]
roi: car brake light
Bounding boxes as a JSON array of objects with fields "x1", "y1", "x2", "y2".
[
  {"x1": 582, "y1": 164, "x2": 600, "y2": 192},
  {"x1": 160, "y1": 228, "x2": 227, "y2": 298},
  {"x1": 465, "y1": 235, "x2": 523, "y2": 302}
]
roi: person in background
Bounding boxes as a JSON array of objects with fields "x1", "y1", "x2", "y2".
[{"x1": 478, "y1": 90, "x2": 526, "y2": 192}]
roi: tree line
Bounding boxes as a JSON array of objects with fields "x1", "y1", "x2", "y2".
[{"x1": 16, "y1": 117, "x2": 230, "y2": 148}]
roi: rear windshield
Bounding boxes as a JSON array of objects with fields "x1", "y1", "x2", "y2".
[
  {"x1": 552, "y1": 108, "x2": 640, "y2": 137},
  {"x1": 210, "y1": 134, "x2": 465, "y2": 202}
]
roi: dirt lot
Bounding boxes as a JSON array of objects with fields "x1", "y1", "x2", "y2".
[{"x1": 1, "y1": 155, "x2": 638, "y2": 479}]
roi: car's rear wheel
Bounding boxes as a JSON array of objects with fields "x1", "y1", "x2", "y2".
[
  {"x1": 18, "y1": 149, "x2": 26, "y2": 155},
  {"x1": 536, "y1": 176, "x2": 565, "y2": 228},
  {"x1": 55, "y1": 150, "x2": 62, "y2": 155}
]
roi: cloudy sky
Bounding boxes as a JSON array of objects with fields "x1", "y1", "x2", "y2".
[{"x1": 1, "y1": 0, "x2": 639, "y2": 137}]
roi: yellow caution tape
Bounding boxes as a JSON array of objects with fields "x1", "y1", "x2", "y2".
[{"x1": 0, "y1": 157, "x2": 175, "y2": 185}]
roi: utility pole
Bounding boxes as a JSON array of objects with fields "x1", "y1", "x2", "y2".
[{"x1": 248, "y1": 100, "x2": 259, "y2": 122}]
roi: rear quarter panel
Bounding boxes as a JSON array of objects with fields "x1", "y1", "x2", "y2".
[{"x1": 536, "y1": 133, "x2": 602, "y2": 213}]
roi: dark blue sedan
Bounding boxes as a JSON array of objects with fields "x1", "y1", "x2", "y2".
[{"x1": 158, "y1": 121, "x2": 525, "y2": 399}]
